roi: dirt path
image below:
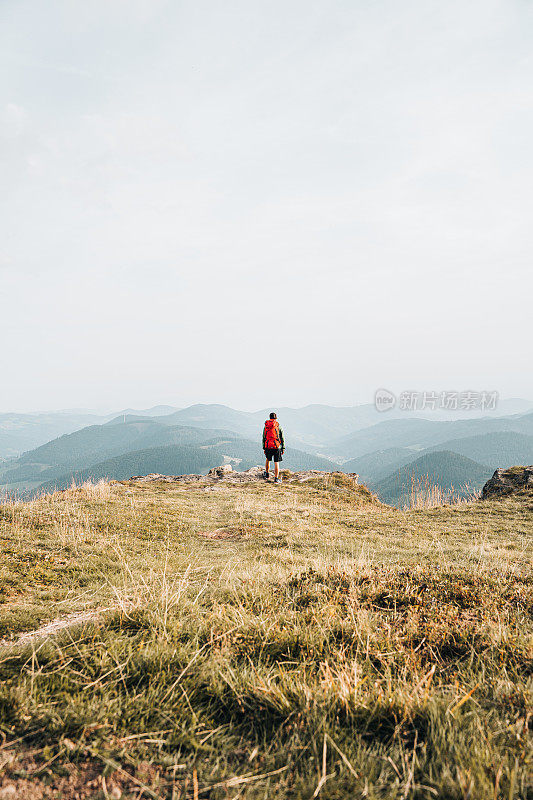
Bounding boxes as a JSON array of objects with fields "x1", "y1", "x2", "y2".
[{"x1": 0, "y1": 607, "x2": 115, "y2": 651}]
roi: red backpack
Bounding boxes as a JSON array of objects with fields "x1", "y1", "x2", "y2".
[{"x1": 264, "y1": 419, "x2": 281, "y2": 449}]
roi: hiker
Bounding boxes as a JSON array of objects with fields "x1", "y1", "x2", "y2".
[{"x1": 262, "y1": 412, "x2": 285, "y2": 483}]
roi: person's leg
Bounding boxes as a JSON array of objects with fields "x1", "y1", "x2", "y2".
[
  {"x1": 274, "y1": 460, "x2": 279, "y2": 479},
  {"x1": 264, "y1": 457, "x2": 270, "y2": 477}
]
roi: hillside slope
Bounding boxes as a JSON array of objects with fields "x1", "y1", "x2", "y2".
[
  {"x1": 342, "y1": 446, "x2": 415, "y2": 482},
  {"x1": 423, "y1": 430, "x2": 533, "y2": 469},
  {"x1": 0, "y1": 420, "x2": 247, "y2": 490},
  {"x1": 374, "y1": 450, "x2": 492, "y2": 506},
  {"x1": 343, "y1": 431, "x2": 533, "y2": 485},
  {"x1": 0, "y1": 473, "x2": 531, "y2": 799},
  {"x1": 34, "y1": 442, "x2": 335, "y2": 493}
]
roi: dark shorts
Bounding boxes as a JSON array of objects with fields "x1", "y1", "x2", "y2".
[{"x1": 264, "y1": 447, "x2": 283, "y2": 462}]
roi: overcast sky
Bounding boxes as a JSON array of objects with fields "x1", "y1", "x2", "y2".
[{"x1": 1, "y1": 0, "x2": 532, "y2": 412}]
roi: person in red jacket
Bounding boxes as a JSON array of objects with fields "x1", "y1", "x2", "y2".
[{"x1": 262, "y1": 412, "x2": 285, "y2": 483}]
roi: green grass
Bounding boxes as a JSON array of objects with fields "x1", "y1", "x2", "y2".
[{"x1": 0, "y1": 477, "x2": 531, "y2": 799}]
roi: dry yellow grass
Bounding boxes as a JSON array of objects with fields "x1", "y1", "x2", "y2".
[{"x1": 0, "y1": 476, "x2": 531, "y2": 798}]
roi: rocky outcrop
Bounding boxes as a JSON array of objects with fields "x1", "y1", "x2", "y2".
[
  {"x1": 207, "y1": 464, "x2": 234, "y2": 478},
  {"x1": 481, "y1": 466, "x2": 533, "y2": 499},
  {"x1": 128, "y1": 466, "x2": 359, "y2": 486}
]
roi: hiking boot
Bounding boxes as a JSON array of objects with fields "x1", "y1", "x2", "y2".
[
  {"x1": 263, "y1": 471, "x2": 270, "y2": 480},
  {"x1": 274, "y1": 476, "x2": 282, "y2": 484}
]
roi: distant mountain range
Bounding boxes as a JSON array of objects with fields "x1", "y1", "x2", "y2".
[
  {"x1": 0, "y1": 411, "x2": 111, "y2": 458},
  {"x1": 2, "y1": 398, "x2": 531, "y2": 459},
  {"x1": 0, "y1": 401, "x2": 532, "y2": 504},
  {"x1": 330, "y1": 412, "x2": 533, "y2": 459},
  {"x1": 141, "y1": 403, "x2": 414, "y2": 451},
  {"x1": 0, "y1": 419, "x2": 239, "y2": 489},
  {"x1": 0, "y1": 406, "x2": 185, "y2": 459}
]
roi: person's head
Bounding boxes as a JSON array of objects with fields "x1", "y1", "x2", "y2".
[{"x1": 269, "y1": 412, "x2": 277, "y2": 420}]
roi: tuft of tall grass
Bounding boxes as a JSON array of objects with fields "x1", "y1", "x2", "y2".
[{"x1": 406, "y1": 474, "x2": 481, "y2": 509}]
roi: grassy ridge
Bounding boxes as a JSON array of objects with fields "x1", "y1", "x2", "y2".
[{"x1": 0, "y1": 477, "x2": 531, "y2": 798}]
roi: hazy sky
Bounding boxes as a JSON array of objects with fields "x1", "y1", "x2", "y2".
[{"x1": 1, "y1": 0, "x2": 532, "y2": 412}]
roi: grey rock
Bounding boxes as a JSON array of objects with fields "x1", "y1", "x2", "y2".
[
  {"x1": 481, "y1": 466, "x2": 533, "y2": 499},
  {"x1": 207, "y1": 464, "x2": 233, "y2": 478}
]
